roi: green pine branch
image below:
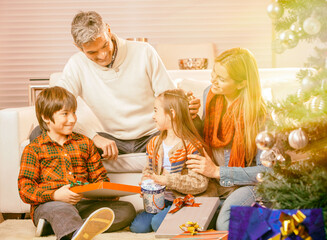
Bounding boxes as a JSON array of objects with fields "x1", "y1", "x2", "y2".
[{"x1": 256, "y1": 160, "x2": 327, "y2": 231}]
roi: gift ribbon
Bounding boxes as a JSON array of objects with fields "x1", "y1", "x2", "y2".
[
  {"x1": 179, "y1": 221, "x2": 203, "y2": 235},
  {"x1": 168, "y1": 194, "x2": 201, "y2": 214},
  {"x1": 269, "y1": 210, "x2": 312, "y2": 240},
  {"x1": 70, "y1": 181, "x2": 89, "y2": 188}
]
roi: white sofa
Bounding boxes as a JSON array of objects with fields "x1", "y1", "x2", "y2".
[{"x1": 0, "y1": 68, "x2": 303, "y2": 215}]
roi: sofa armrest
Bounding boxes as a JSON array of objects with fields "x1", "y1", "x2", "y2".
[{"x1": 0, "y1": 107, "x2": 36, "y2": 213}]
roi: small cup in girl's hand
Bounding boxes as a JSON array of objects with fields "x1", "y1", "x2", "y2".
[{"x1": 141, "y1": 179, "x2": 166, "y2": 213}]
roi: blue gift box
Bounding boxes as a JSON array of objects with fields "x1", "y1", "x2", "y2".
[{"x1": 228, "y1": 204, "x2": 326, "y2": 240}]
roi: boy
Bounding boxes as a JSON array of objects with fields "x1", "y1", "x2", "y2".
[{"x1": 18, "y1": 86, "x2": 136, "y2": 240}]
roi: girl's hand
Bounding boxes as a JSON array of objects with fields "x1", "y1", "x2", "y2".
[
  {"x1": 147, "y1": 174, "x2": 168, "y2": 186},
  {"x1": 186, "y1": 150, "x2": 220, "y2": 179}
]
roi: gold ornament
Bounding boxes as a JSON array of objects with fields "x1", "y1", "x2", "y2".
[
  {"x1": 279, "y1": 30, "x2": 299, "y2": 49},
  {"x1": 288, "y1": 128, "x2": 309, "y2": 150},
  {"x1": 267, "y1": 2, "x2": 284, "y2": 19},
  {"x1": 256, "y1": 131, "x2": 276, "y2": 150}
]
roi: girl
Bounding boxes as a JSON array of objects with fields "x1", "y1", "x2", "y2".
[
  {"x1": 130, "y1": 89, "x2": 217, "y2": 233},
  {"x1": 186, "y1": 48, "x2": 267, "y2": 231}
]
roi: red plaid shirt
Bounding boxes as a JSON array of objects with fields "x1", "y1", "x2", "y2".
[{"x1": 18, "y1": 132, "x2": 109, "y2": 219}]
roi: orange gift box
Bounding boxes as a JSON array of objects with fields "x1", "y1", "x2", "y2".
[{"x1": 170, "y1": 230, "x2": 228, "y2": 240}]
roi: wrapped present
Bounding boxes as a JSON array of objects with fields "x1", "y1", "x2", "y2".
[
  {"x1": 170, "y1": 230, "x2": 228, "y2": 239},
  {"x1": 228, "y1": 203, "x2": 326, "y2": 240},
  {"x1": 155, "y1": 197, "x2": 220, "y2": 238}
]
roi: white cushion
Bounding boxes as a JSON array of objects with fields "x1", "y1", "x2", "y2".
[{"x1": 101, "y1": 153, "x2": 147, "y2": 173}]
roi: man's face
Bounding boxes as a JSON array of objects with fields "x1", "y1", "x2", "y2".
[{"x1": 80, "y1": 31, "x2": 114, "y2": 67}]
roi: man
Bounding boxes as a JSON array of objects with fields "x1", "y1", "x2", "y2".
[{"x1": 51, "y1": 11, "x2": 200, "y2": 161}]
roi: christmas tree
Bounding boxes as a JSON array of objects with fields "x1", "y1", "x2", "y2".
[{"x1": 255, "y1": 0, "x2": 327, "y2": 231}]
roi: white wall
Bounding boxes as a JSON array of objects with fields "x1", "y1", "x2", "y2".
[{"x1": 0, "y1": 0, "x2": 312, "y2": 109}]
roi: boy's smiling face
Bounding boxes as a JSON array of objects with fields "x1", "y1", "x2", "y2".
[{"x1": 44, "y1": 108, "x2": 77, "y2": 142}]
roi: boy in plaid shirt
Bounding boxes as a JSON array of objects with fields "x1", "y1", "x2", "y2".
[{"x1": 18, "y1": 86, "x2": 136, "y2": 240}]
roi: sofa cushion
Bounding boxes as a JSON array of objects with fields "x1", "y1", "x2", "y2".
[{"x1": 101, "y1": 153, "x2": 147, "y2": 173}]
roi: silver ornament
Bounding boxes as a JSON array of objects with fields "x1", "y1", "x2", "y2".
[
  {"x1": 310, "y1": 96, "x2": 326, "y2": 112},
  {"x1": 302, "y1": 77, "x2": 318, "y2": 91},
  {"x1": 310, "y1": 96, "x2": 321, "y2": 112},
  {"x1": 279, "y1": 30, "x2": 299, "y2": 49},
  {"x1": 256, "y1": 173, "x2": 264, "y2": 182},
  {"x1": 288, "y1": 128, "x2": 309, "y2": 150},
  {"x1": 303, "y1": 17, "x2": 321, "y2": 35},
  {"x1": 255, "y1": 131, "x2": 276, "y2": 150},
  {"x1": 271, "y1": 39, "x2": 285, "y2": 54},
  {"x1": 260, "y1": 149, "x2": 275, "y2": 168},
  {"x1": 267, "y1": 2, "x2": 284, "y2": 19}
]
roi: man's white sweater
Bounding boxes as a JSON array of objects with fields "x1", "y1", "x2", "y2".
[{"x1": 54, "y1": 35, "x2": 175, "y2": 140}]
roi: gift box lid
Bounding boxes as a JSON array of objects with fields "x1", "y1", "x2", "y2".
[{"x1": 155, "y1": 197, "x2": 220, "y2": 238}]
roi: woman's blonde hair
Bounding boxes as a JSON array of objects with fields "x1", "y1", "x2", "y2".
[
  {"x1": 152, "y1": 89, "x2": 208, "y2": 170},
  {"x1": 216, "y1": 48, "x2": 266, "y2": 165}
]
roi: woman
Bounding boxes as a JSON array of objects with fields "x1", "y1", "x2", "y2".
[{"x1": 186, "y1": 48, "x2": 267, "y2": 231}]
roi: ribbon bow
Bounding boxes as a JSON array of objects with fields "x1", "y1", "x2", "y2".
[
  {"x1": 168, "y1": 194, "x2": 201, "y2": 214},
  {"x1": 70, "y1": 181, "x2": 89, "y2": 188},
  {"x1": 179, "y1": 221, "x2": 203, "y2": 235},
  {"x1": 269, "y1": 210, "x2": 312, "y2": 240}
]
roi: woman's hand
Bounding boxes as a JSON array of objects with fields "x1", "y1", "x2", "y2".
[
  {"x1": 186, "y1": 150, "x2": 220, "y2": 179},
  {"x1": 186, "y1": 91, "x2": 201, "y2": 119}
]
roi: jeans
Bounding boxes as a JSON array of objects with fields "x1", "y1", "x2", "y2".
[
  {"x1": 130, "y1": 200, "x2": 173, "y2": 233},
  {"x1": 216, "y1": 186, "x2": 256, "y2": 231},
  {"x1": 33, "y1": 199, "x2": 136, "y2": 239},
  {"x1": 97, "y1": 131, "x2": 159, "y2": 154}
]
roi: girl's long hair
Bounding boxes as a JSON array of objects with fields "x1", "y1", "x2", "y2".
[
  {"x1": 152, "y1": 89, "x2": 208, "y2": 171},
  {"x1": 216, "y1": 48, "x2": 267, "y2": 166}
]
